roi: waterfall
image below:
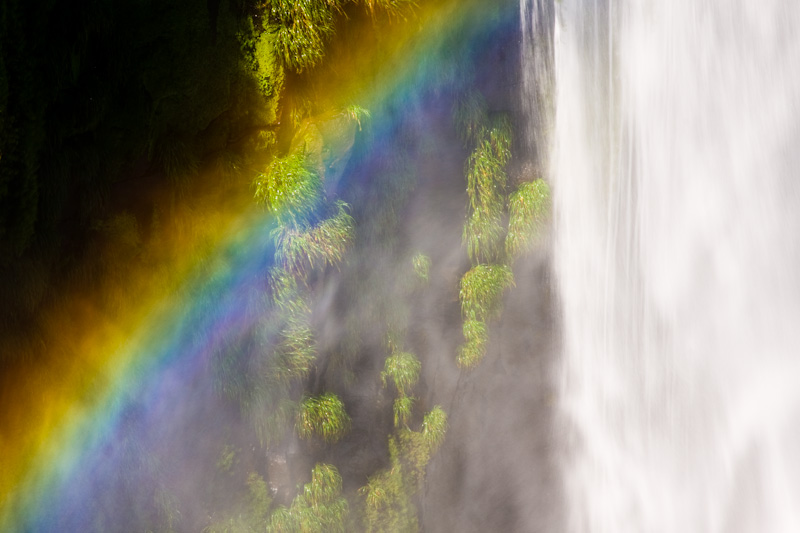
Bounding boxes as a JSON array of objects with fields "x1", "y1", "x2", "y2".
[
  {"x1": 524, "y1": 0, "x2": 800, "y2": 531},
  {"x1": 520, "y1": 0, "x2": 556, "y2": 173}
]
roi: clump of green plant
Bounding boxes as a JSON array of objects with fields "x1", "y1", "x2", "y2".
[
  {"x1": 359, "y1": 407, "x2": 447, "y2": 532},
  {"x1": 456, "y1": 105, "x2": 515, "y2": 369},
  {"x1": 265, "y1": 0, "x2": 338, "y2": 72},
  {"x1": 457, "y1": 319, "x2": 488, "y2": 369},
  {"x1": 268, "y1": 464, "x2": 349, "y2": 533},
  {"x1": 393, "y1": 396, "x2": 414, "y2": 428},
  {"x1": 411, "y1": 253, "x2": 430, "y2": 281},
  {"x1": 420, "y1": 406, "x2": 447, "y2": 449},
  {"x1": 239, "y1": 21, "x2": 285, "y2": 102},
  {"x1": 261, "y1": 0, "x2": 416, "y2": 73},
  {"x1": 273, "y1": 319, "x2": 316, "y2": 384},
  {"x1": 274, "y1": 202, "x2": 354, "y2": 277},
  {"x1": 505, "y1": 179, "x2": 550, "y2": 258},
  {"x1": 345, "y1": 104, "x2": 372, "y2": 131},
  {"x1": 254, "y1": 152, "x2": 321, "y2": 228},
  {"x1": 459, "y1": 264, "x2": 514, "y2": 322},
  {"x1": 463, "y1": 117, "x2": 512, "y2": 264},
  {"x1": 381, "y1": 351, "x2": 421, "y2": 396},
  {"x1": 296, "y1": 393, "x2": 351, "y2": 443},
  {"x1": 381, "y1": 346, "x2": 421, "y2": 428},
  {"x1": 269, "y1": 268, "x2": 311, "y2": 316}
]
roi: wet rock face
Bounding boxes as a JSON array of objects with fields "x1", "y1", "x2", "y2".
[{"x1": 267, "y1": 453, "x2": 289, "y2": 499}]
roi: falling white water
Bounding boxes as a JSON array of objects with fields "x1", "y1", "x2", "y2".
[
  {"x1": 520, "y1": 0, "x2": 555, "y2": 172},
  {"x1": 535, "y1": 0, "x2": 800, "y2": 531}
]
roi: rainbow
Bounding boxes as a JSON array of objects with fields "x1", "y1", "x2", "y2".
[{"x1": 0, "y1": 1, "x2": 517, "y2": 529}]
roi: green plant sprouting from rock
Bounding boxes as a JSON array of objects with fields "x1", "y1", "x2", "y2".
[
  {"x1": 256, "y1": 0, "x2": 418, "y2": 73},
  {"x1": 454, "y1": 91, "x2": 550, "y2": 369},
  {"x1": 505, "y1": 179, "x2": 550, "y2": 258},
  {"x1": 274, "y1": 202, "x2": 355, "y2": 277},
  {"x1": 296, "y1": 393, "x2": 352, "y2": 443},
  {"x1": 459, "y1": 264, "x2": 515, "y2": 322},
  {"x1": 412, "y1": 253, "x2": 431, "y2": 282},
  {"x1": 268, "y1": 464, "x2": 349, "y2": 533},
  {"x1": 254, "y1": 152, "x2": 322, "y2": 228},
  {"x1": 359, "y1": 407, "x2": 447, "y2": 532},
  {"x1": 463, "y1": 115, "x2": 512, "y2": 265}
]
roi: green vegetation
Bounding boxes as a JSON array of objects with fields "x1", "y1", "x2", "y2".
[
  {"x1": 269, "y1": 464, "x2": 349, "y2": 533},
  {"x1": 0, "y1": 1, "x2": 525, "y2": 531},
  {"x1": 254, "y1": 153, "x2": 322, "y2": 228},
  {"x1": 255, "y1": 0, "x2": 417, "y2": 73},
  {"x1": 454, "y1": 91, "x2": 549, "y2": 369},
  {"x1": 382, "y1": 351, "x2": 421, "y2": 397},
  {"x1": 359, "y1": 408, "x2": 447, "y2": 532},
  {"x1": 382, "y1": 349, "x2": 422, "y2": 427},
  {"x1": 459, "y1": 264, "x2": 515, "y2": 322},
  {"x1": 458, "y1": 319, "x2": 488, "y2": 369},
  {"x1": 506, "y1": 178, "x2": 550, "y2": 258},
  {"x1": 462, "y1": 110, "x2": 512, "y2": 265},
  {"x1": 274, "y1": 202, "x2": 355, "y2": 277},
  {"x1": 412, "y1": 253, "x2": 431, "y2": 281},
  {"x1": 297, "y1": 393, "x2": 351, "y2": 443}
]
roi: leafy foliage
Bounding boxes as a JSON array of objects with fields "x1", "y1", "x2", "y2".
[
  {"x1": 258, "y1": 0, "x2": 418, "y2": 73},
  {"x1": 505, "y1": 179, "x2": 550, "y2": 258},
  {"x1": 463, "y1": 117, "x2": 512, "y2": 264},
  {"x1": 263, "y1": 0, "x2": 338, "y2": 73},
  {"x1": 268, "y1": 464, "x2": 349, "y2": 533},
  {"x1": 457, "y1": 319, "x2": 488, "y2": 369},
  {"x1": 296, "y1": 393, "x2": 351, "y2": 443},
  {"x1": 420, "y1": 406, "x2": 448, "y2": 450},
  {"x1": 274, "y1": 319, "x2": 316, "y2": 384},
  {"x1": 393, "y1": 396, "x2": 415, "y2": 428},
  {"x1": 381, "y1": 351, "x2": 421, "y2": 396},
  {"x1": 411, "y1": 253, "x2": 430, "y2": 281},
  {"x1": 269, "y1": 268, "x2": 311, "y2": 316},
  {"x1": 459, "y1": 264, "x2": 514, "y2": 322},
  {"x1": 239, "y1": 21, "x2": 285, "y2": 100},
  {"x1": 274, "y1": 201, "x2": 355, "y2": 277},
  {"x1": 254, "y1": 152, "x2": 322, "y2": 228},
  {"x1": 359, "y1": 407, "x2": 447, "y2": 532}
]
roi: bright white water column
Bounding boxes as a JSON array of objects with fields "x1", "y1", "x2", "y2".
[{"x1": 544, "y1": 0, "x2": 800, "y2": 531}]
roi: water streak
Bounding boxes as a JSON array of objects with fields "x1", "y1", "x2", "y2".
[{"x1": 541, "y1": 0, "x2": 800, "y2": 530}]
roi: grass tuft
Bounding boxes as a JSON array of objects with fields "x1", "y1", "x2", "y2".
[
  {"x1": 296, "y1": 393, "x2": 351, "y2": 443},
  {"x1": 506, "y1": 179, "x2": 550, "y2": 258}
]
